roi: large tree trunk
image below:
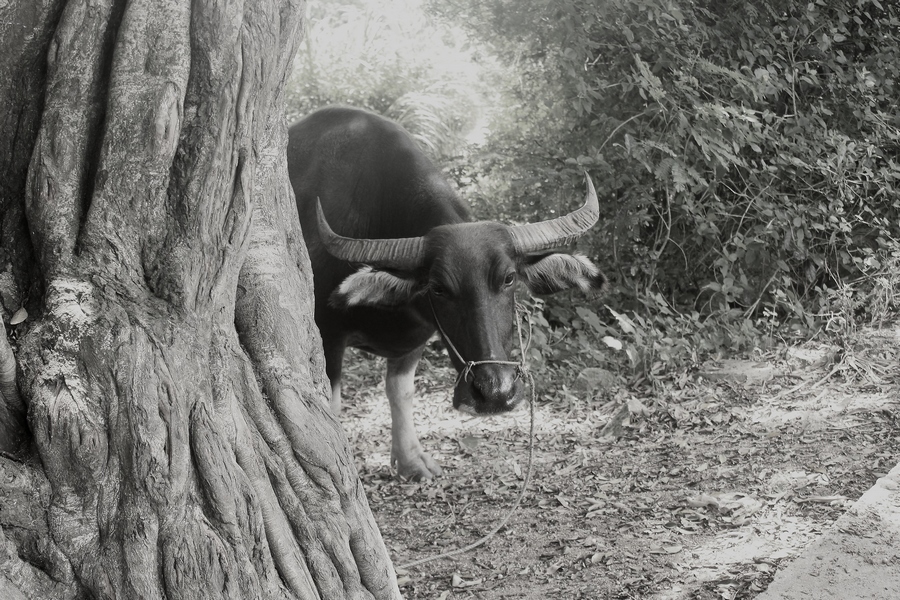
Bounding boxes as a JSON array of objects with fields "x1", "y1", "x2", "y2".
[{"x1": 0, "y1": 1, "x2": 400, "y2": 598}]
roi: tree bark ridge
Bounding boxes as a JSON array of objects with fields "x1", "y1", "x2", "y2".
[
  {"x1": 0, "y1": 0, "x2": 65, "y2": 320},
  {"x1": 25, "y1": 0, "x2": 121, "y2": 280}
]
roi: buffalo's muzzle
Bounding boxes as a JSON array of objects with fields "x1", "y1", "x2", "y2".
[{"x1": 452, "y1": 363, "x2": 523, "y2": 414}]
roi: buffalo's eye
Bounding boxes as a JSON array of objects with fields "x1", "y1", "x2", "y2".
[
  {"x1": 502, "y1": 272, "x2": 516, "y2": 288},
  {"x1": 430, "y1": 282, "x2": 447, "y2": 297}
]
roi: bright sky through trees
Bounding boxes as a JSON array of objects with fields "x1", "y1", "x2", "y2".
[{"x1": 286, "y1": 0, "x2": 495, "y2": 155}]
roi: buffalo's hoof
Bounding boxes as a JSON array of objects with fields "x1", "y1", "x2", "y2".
[{"x1": 393, "y1": 448, "x2": 443, "y2": 481}]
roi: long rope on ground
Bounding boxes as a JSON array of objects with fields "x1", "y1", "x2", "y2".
[{"x1": 398, "y1": 302, "x2": 536, "y2": 570}]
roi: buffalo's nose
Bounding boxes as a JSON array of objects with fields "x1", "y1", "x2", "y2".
[{"x1": 473, "y1": 364, "x2": 520, "y2": 408}]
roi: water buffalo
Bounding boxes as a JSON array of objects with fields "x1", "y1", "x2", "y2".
[{"x1": 288, "y1": 106, "x2": 605, "y2": 480}]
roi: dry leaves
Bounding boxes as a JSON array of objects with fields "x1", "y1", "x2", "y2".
[{"x1": 341, "y1": 327, "x2": 900, "y2": 599}]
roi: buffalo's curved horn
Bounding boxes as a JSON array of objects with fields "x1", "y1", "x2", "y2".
[
  {"x1": 509, "y1": 174, "x2": 599, "y2": 254},
  {"x1": 316, "y1": 199, "x2": 425, "y2": 271}
]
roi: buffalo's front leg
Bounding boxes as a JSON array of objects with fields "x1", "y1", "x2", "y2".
[
  {"x1": 386, "y1": 346, "x2": 442, "y2": 480},
  {"x1": 322, "y1": 333, "x2": 346, "y2": 416}
]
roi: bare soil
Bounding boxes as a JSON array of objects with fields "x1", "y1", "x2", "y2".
[{"x1": 340, "y1": 326, "x2": 900, "y2": 600}]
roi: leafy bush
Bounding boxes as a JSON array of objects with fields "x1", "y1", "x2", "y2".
[{"x1": 432, "y1": 0, "x2": 900, "y2": 381}]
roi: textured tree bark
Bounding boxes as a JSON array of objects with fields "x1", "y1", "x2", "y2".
[{"x1": 0, "y1": 1, "x2": 401, "y2": 599}]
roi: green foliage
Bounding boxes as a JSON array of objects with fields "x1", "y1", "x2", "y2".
[
  {"x1": 432, "y1": 0, "x2": 900, "y2": 382},
  {"x1": 285, "y1": 0, "x2": 486, "y2": 158},
  {"x1": 519, "y1": 290, "x2": 766, "y2": 396}
]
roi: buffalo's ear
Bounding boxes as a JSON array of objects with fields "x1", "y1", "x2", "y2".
[
  {"x1": 519, "y1": 253, "x2": 607, "y2": 295},
  {"x1": 330, "y1": 266, "x2": 424, "y2": 309}
]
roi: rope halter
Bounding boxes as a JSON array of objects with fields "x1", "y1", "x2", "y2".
[{"x1": 427, "y1": 293, "x2": 528, "y2": 390}]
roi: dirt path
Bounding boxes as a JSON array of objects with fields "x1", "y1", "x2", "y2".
[
  {"x1": 756, "y1": 460, "x2": 900, "y2": 600},
  {"x1": 340, "y1": 326, "x2": 899, "y2": 599}
]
